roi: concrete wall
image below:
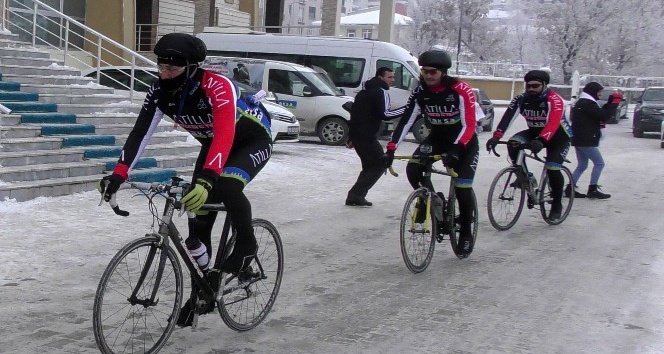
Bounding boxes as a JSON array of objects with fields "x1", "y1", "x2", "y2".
[{"x1": 85, "y1": 0, "x2": 135, "y2": 66}]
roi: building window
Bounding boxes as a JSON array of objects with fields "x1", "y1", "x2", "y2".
[
  {"x1": 297, "y1": 6, "x2": 305, "y2": 24},
  {"x1": 347, "y1": 29, "x2": 356, "y2": 37},
  {"x1": 309, "y1": 6, "x2": 316, "y2": 20},
  {"x1": 362, "y1": 29, "x2": 372, "y2": 38}
]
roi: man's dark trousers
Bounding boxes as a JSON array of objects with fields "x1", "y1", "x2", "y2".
[{"x1": 348, "y1": 138, "x2": 385, "y2": 199}]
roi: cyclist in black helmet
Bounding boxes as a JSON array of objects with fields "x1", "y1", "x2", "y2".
[
  {"x1": 486, "y1": 69, "x2": 572, "y2": 220},
  {"x1": 383, "y1": 49, "x2": 480, "y2": 257},
  {"x1": 97, "y1": 32, "x2": 273, "y2": 327}
]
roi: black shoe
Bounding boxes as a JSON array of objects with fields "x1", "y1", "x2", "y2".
[
  {"x1": 564, "y1": 184, "x2": 586, "y2": 198},
  {"x1": 456, "y1": 232, "x2": 473, "y2": 258},
  {"x1": 549, "y1": 203, "x2": 562, "y2": 220},
  {"x1": 345, "y1": 196, "x2": 372, "y2": 207},
  {"x1": 587, "y1": 185, "x2": 611, "y2": 199},
  {"x1": 175, "y1": 298, "x2": 214, "y2": 328},
  {"x1": 221, "y1": 240, "x2": 258, "y2": 273}
]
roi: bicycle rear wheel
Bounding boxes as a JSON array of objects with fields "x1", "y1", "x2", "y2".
[
  {"x1": 93, "y1": 236, "x2": 183, "y2": 354},
  {"x1": 218, "y1": 219, "x2": 283, "y2": 331},
  {"x1": 539, "y1": 166, "x2": 574, "y2": 224},
  {"x1": 400, "y1": 188, "x2": 436, "y2": 273},
  {"x1": 448, "y1": 189, "x2": 479, "y2": 259},
  {"x1": 487, "y1": 167, "x2": 526, "y2": 231}
]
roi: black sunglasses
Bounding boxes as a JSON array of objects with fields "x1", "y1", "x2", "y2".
[
  {"x1": 526, "y1": 83, "x2": 542, "y2": 89},
  {"x1": 420, "y1": 68, "x2": 440, "y2": 75}
]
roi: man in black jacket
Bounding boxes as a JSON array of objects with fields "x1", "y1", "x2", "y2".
[
  {"x1": 345, "y1": 67, "x2": 405, "y2": 206},
  {"x1": 568, "y1": 81, "x2": 617, "y2": 199}
]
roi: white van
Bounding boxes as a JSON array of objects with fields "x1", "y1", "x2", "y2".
[
  {"x1": 196, "y1": 31, "x2": 420, "y2": 108},
  {"x1": 202, "y1": 56, "x2": 353, "y2": 145}
]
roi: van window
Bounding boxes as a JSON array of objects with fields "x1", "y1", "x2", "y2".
[
  {"x1": 306, "y1": 56, "x2": 365, "y2": 88},
  {"x1": 377, "y1": 59, "x2": 417, "y2": 91},
  {"x1": 268, "y1": 69, "x2": 294, "y2": 95}
]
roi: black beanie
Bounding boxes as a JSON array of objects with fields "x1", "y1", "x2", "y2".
[{"x1": 583, "y1": 82, "x2": 604, "y2": 100}]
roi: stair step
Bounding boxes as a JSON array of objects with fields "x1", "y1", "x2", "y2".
[
  {"x1": 41, "y1": 124, "x2": 96, "y2": 135},
  {"x1": 37, "y1": 93, "x2": 131, "y2": 105},
  {"x1": 0, "y1": 160, "x2": 106, "y2": 182},
  {"x1": 0, "y1": 46, "x2": 50, "y2": 59},
  {"x1": 61, "y1": 134, "x2": 115, "y2": 148},
  {"x1": 0, "y1": 81, "x2": 21, "y2": 91},
  {"x1": 94, "y1": 122, "x2": 172, "y2": 136},
  {"x1": 0, "y1": 55, "x2": 62, "y2": 67},
  {"x1": 0, "y1": 136, "x2": 62, "y2": 152},
  {"x1": 0, "y1": 169, "x2": 177, "y2": 202},
  {"x1": 19, "y1": 83, "x2": 115, "y2": 95},
  {"x1": 0, "y1": 91, "x2": 39, "y2": 101},
  {"x1": 74, "y1": 113, "x2": 138, "y2": 125},
  {"x1": 0, "y1": 149, "x2": 87, "y2": 167},
  {"x1": 20, "y1": 113, "x2": 77, "y2": 124},
  {"x1": 0, "y1": 37, "x2": 32, "y2": 48},
  {"x1": 0, "y1": 125, "x2": 42, "y2": 139},
  {"x1": 55, "y1": 102, "x2": 141, "y2": 115},
  {"x1": 2, "y1": 101, "x2": 57, "y2": 113},
  {"x1": 105, "y1": 157, "x2": 158, "y2": 171},
  {"x1": 115, "y1": 131, "x2": 190, "y2": 146},
  {"x1": 0, "y1": 63, "x2": 80, "y2": 76},
  {"x1": 0, "y1": 114, "x2": 21, "y2": 126},
  {"x1": 1, "y1": 73, "x2": 95, "y2": 85}
]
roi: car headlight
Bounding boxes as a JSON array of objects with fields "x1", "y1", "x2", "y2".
[{"x1": 272, "y1": 112, "x2": 297, "y2": 123}]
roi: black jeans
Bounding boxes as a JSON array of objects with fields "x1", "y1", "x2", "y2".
[{"x1": 347, "y1": 137, "x2": 385, "y2": 199}]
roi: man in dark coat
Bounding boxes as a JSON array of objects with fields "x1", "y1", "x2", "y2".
[
  {"x1": 568, "y1": 81, "x2": 618, "y2": 199},
  {"x1": 345, "y1": 67, "x2": 405, "y2": 206}
]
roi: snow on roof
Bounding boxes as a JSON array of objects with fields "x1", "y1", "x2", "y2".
[{"x1": 311, "y1": 9, "x2": 413, "y2": 26}]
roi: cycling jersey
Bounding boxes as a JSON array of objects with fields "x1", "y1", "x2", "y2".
[{"x1": 112, "y1": 69, "x2": 271, "y2": 180}]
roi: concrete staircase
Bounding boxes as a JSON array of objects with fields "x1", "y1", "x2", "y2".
[{"x1": 0, "y1": 33, "x2": 198, "y2": 202}]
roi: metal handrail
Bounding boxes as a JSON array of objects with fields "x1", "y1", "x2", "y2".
[{"x1": 2, "y1": 0, "x2": 157, "y2": 101}]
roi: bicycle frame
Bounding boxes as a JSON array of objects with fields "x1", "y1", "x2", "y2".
[{"x1": 511, "y1": 147, "x2": 548, "y2": 204}]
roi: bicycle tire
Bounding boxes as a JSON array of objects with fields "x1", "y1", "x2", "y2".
[
  {"x1": 399, "y1": 188, "x2": 436, "y2": 273},
  {"x1": 487, "y1": 167, "x2": 526, "y2": 231},
  {"x1": 448, "y1": 188, "x2": 479, "y2": 259},
  {"x1": 539, "y1": 166, "x2": 574, "y2": 225},
  {"x1": 93, "y1": 236, "x2": 183, "y2": 354},
  {"x1": 218, "y1": 218, "x2": 283, "y2": 331}
]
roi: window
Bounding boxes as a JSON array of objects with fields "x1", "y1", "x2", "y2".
[
  {"x1": 347, "y1": 29, "x2": 356, "y2": 37},
  {"x1": 297, "y1": 6, "x2": 305, "y2": 24},
  {"x1": 309, "y1": 6, "x2": 316, "y2": 20},
  {"x1": 308, "y1": 56, "x2": 365, "y2": 88},
  {"x1": 377, "y1": 59, "x2": 417, "y2": 91},
  {"x1": 362, "y1": 29, "x2": 372, "y2": 38}
]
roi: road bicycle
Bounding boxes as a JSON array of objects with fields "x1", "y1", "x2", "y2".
[
  {"x1": 487, "y1": 140, "x2": 574, "y2": 230},
  {"x1": 389, "y1": 154, "x2": 478, "y2": 273},
  {"x1": 92, "y1": 177, "x2": 283, "y2": 354}
]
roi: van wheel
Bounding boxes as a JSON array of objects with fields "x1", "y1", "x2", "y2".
[
  {"x1": 412, "y1": 118, "x2": 430, "y2": 143},
  {"x1": 317, "y1": 117, "x2": 348, "y2": 146}
]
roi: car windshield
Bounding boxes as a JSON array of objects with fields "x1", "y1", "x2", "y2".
[
  {"x1": 643, "y1": 88, "x2": 664, "y2": 101},
  {"x1": 235, "y1": 81, "x2": 258, "y2": 95},
  {"x1": 299, "y1": 71, "x2": 339, "y2": 96}
]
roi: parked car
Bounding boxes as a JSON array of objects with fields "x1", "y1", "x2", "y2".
[
  {"x1": 632, "y1": 86, "x2": 664, "y2": 138},
  {"x1": 81, "y1": 66, "x2": 157, "y2": 92},
  {"x1": 597, "y1": 87, "x2": 628, "y2": 124},
  {"x1": 660, "y1": 121, "x2": 664, "y2": 148},
  {"x1": 82, "y1": 66, "x2": 299, "y2": 143},
  {"x1": 412, "y1": 88, "x2": 495, "y2": 143}
]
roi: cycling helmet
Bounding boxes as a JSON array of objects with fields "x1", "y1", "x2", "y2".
[
  {"x1": 154, "y1": 33, "x2": 207, "y2": 65},
  {"x1": 524, "y1": 70, "x2": 550, "y2": 85},
  {"x1": 418, "y1": 50, "x2": 452, "y2": 70}
]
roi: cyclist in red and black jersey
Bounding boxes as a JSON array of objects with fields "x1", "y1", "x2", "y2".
[
  {"x1": 486, "y1": 69, "x2": 572, "y2": 220},
  {"x1": 384, "y1": 49, "x2": 479, "y2": 256},
  {"x1": 97, "y1": 33, "x2": 273, "y2": 326}
]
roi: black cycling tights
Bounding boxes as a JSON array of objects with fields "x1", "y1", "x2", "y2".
[
  {"x1": 187, "y1": 177, "x2": 253, "y2": 257},
  {"x1": 547, "y1": 169, "x2": 564, "y2": 203}
]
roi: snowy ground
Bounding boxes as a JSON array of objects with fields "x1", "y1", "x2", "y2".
[{"x1": 1, "y1": 108, "x2": 664, "y2": 354}]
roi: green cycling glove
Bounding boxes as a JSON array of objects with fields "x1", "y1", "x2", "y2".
[{"x1": 181, "y1": 178, "x2": 213, "y2": 212}]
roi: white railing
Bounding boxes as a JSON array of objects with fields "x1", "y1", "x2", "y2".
[{"x1": 1, "y1": 0, "x2": 157, "y2": 101}]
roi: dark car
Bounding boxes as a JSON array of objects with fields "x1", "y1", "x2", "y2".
[
  {"x1": 412, "y1": 88, "x2": 495, "y2": 143},
  {"x1": 597, "y1": 87, "x2": 628, "y2": 124},
  {"x1": 632, "y1": 87, "x2": 664, "y2": 138}
]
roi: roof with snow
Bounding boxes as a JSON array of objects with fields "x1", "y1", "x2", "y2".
[{"x1": 311, "y1": 9, "x2": 413, "y2": 26}]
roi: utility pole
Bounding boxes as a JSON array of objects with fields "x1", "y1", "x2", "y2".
[{"x1": 456, "y1": 0, "x2": 463, "y2": 75}]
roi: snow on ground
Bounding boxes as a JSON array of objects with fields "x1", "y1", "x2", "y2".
[{"x1": 1, "y1": 110, "x2": 664, "y2": 353}]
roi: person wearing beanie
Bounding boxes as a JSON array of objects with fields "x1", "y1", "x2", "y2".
[
  {"x1": 382, "y1": 49, "x2": 480, "y2": 258},
  {"x1": 568, "y1": 81, "x2": 615, "y2": 199},
  {"x1": 97, "y1": 33, "x2": 274, "y2": 327},
  {"x1": 486, "y1": 69, "x2": 572, "y2": 220}
]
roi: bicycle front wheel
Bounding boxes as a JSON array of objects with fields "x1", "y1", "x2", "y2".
[
  {"x1": 539, "y1": 166, "x2": 574, "y2": 225},
  {"x1": 400, "y1": 188, "x2": 436, "y2": 273},
  {"x1": 93, "y1": 236, "x2": 183, "y2": 354},
  {"x1": 487, "y1": 167, "x2": 526, "y2": 231},
  {"x1": 218, "y1": 219, "x2": 283, "y2": 331},
  {"x1": 448, "y1": 189, "x2": 479, "y2": 259}
]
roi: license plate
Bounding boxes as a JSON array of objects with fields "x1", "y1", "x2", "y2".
[{"x1": 288, "y1": 126, "x2": 299, "y2": 134}]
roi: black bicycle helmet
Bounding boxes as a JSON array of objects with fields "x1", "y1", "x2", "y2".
[
  {"x1": 418, "y1": 50, "x2": 452, "y2": 70},
  {"x1": 524, "y1": 70, "x2": 550, "y2": 85},
  {"x1": 154, "y1": 33, "x2": 207, "y2": 65}
]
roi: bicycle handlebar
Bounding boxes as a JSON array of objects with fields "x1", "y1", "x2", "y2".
[
  {"x1": 99, "y1": 180, "x2": 187, "y2": 217},
  {"x1": 388, "y1": 154, "x2": 458, "y2": 178},
  {"x1": 489, "y1": 140, "x2": 544, "y2": 162}
]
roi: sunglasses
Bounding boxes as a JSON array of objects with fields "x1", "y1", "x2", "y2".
[
  {"x1": 157, "y1": 64, "x2": 186, "y2": 74},
  {"x1": 420, "y1": 68, "x2": 440, "y2": 76},
  {"x1": 525, "y1": 83, "x2": 542, "y2": 89}
]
